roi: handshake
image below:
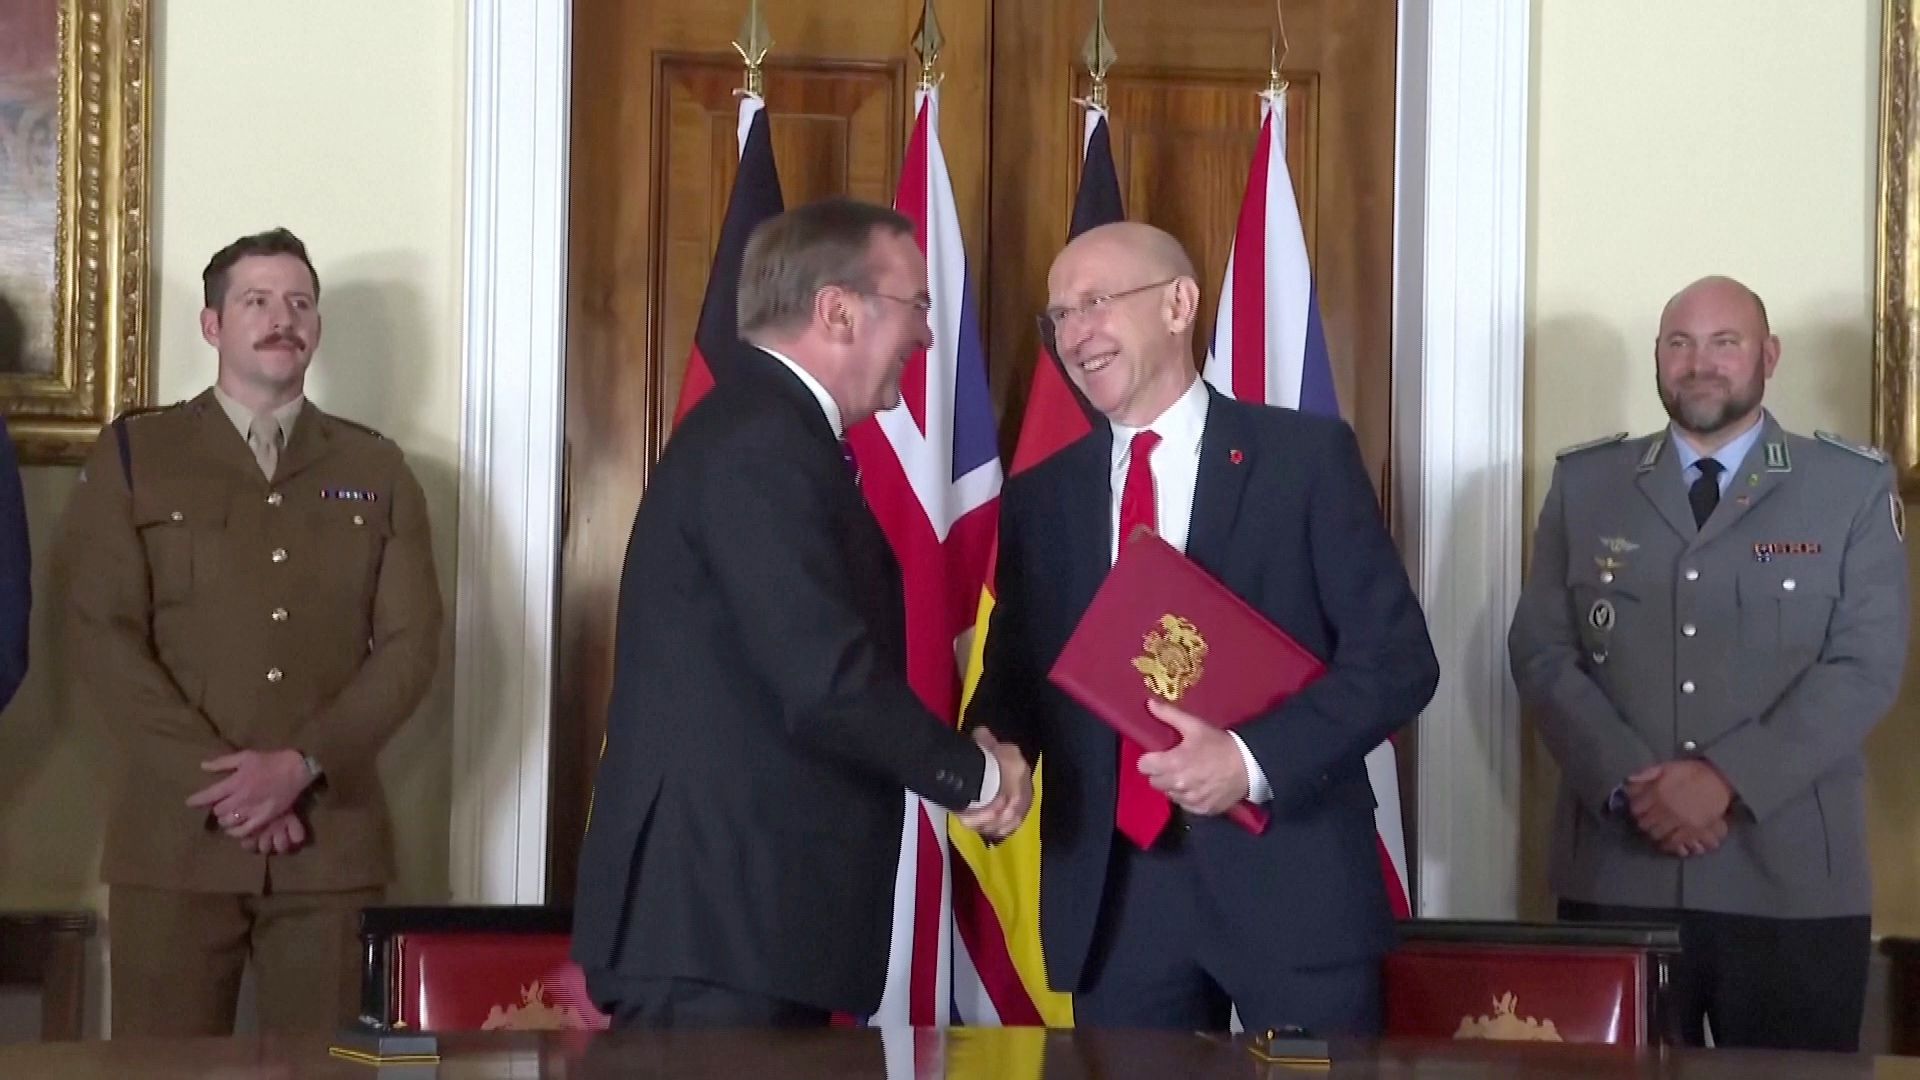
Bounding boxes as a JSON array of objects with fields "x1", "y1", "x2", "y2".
[{"x1": 956, "y1": 728, "x2": 1034, "y2": 841}]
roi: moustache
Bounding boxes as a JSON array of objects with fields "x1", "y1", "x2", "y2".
[{"x1": 255, "y1": 333, "x2": 306, "y2": 351}]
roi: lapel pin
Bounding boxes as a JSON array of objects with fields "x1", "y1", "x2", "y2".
[{"x1": 1229, "y1": 449, "x2": 1244, "y2": 465}]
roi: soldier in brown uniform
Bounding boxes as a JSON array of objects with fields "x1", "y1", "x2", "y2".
[{"x1": 61, "y1": 228, "x2": 443, "y2": 1036}]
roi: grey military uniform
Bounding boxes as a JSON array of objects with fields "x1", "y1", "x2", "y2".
[{"x1": 1509, "y1": 413, "x2": 1907, "y2": 918}]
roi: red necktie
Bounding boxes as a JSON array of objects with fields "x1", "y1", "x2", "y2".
[{"x1": 1115, "y1": 430, "x2": 1171, "y2": 848}]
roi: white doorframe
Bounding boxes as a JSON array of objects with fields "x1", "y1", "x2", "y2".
[
  {"x1": 1393, "y1": 0, "x2": 1530, "y2": 918},
  {"x1": 448, "y1": 0, "x2": 1531, "y2": 915},
  {"x1": 448, "y1": 0, "x2": 571, "y2": 903}
]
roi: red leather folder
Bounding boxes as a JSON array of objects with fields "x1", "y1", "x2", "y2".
[{"x1": 1048, "y1": 529, "x2": 1327, "y2": 835}]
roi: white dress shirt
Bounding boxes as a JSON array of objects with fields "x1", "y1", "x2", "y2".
[
  {"x1": 1107, "y1": 376, "x2": 1273, "y2": 804},
  {"x1": 760, "y1": 347, "x2": 1001, "y2": 807}
]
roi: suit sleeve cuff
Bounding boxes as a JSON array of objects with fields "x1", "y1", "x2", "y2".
[
  {"x1": 969, "y1": 748, "x2": 1000, "y2": 809},
  {"x1": 1232, "y1": 732, "x2": 1273, "y2": 805}
]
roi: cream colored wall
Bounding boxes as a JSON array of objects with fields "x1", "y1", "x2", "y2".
[
  {"x1": 1520, "y1": 0, "x2": 1920, "y2": 929},
  {"x1": 0, "y1": 0, "x2": 465, "y2": 955}
]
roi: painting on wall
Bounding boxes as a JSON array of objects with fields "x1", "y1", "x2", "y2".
[
  {"x1": 1878, "y1": 0, "x2": 1920, "y2": 492},
  {"x1": 0, "y1": 0, "x2": 149, "y2": 464}
]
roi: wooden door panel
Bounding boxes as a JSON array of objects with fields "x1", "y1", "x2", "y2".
[
  {"x1": 652, "y1": 58, "x2": 904, "y2": 450},
  {"x1": 992, "y1": 1, "x2": 1395, "y2": 497},
  {"x1": 557, "y1": 0, "x2": 988, "y2": 899}
]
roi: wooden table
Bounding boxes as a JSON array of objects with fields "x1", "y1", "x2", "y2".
[{"x1": 0, "y1": 1028, "x2": 1913, "y2": 1078}]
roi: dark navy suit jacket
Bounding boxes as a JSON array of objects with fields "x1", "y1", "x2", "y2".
[{"x1": 967, "y1": 387, "x2": 1438, "y2": 991}]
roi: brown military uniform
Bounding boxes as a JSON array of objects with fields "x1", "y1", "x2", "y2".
[{"x1": 62, "y1": 389, "x2": 442, "y2": 1034}]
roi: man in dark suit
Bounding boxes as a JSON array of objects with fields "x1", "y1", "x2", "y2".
[
  {"x1": 572, "y1": 198, "x2": 1032, "y2": 1029},
  {"x1": 0, "y1": 415, "x2": 26, "y2": 714},
  {"x1": 968, "y1": 223, "x2": 1437, "y2": 1034}
]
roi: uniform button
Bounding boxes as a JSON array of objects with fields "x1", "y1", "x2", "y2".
[
  {"x1": 271, "y1": 607, "x2": 289, "y2": 623},
  {"x1": 266, "y1": 667, "x2": 284, "y2": 683},
  {"x1": 1681, "y1": 680, "x2": 1696, "y2": 694},
  {"x1": 267, "y1": 492, "x2": 283, "y2": 507},
  {"x1": 1782, "y1": 578, "x2": 1797, "y2": 592},
  {"x1": 1682, "y1": 623, "x2": 1697, "y2": 637},
  {"x1": 1681, "y1": 740, "x2": 1699, "y2": 753},
  {"x1": 271, "y1": 548, "x2": 288, "y2": 564},
  {"x1": 1684, "y1": 569, "x2": 1700, "y2": 582},
  {"x1": 352, "y1": 514, "x2": 366, "y2": 526},
  {"x1": 1599, "y1": 571, "x2": 1614, "y2": 584},
  {"x1": 169, "y1": 510, "x2": 184, "y2": 522}
]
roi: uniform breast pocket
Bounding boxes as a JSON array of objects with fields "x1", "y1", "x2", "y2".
[
  {"x1": 1737, "y1": 561, "x2": 1839, "y2": 656},
  {"x1": 131, "y1": 495, "x2": 226, "y2": 606},
  {"x1": 307, "y1": 504, "x2": 391, "y2": 596}
]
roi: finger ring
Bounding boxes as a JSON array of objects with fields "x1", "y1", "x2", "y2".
[{"x1": 228, "y1": 813, "x2": 242, "y2": 823}]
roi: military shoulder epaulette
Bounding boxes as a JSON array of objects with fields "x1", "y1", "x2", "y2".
[
  {"x1": 1555, "y1": 432, "x2": 1628, "y2": 460},
  {"x1": 1814, "y1": 430, "x2": 1887, "y2": 464},
  {"x1": 112, "y1": 402, "x2": 178, "y2": 423},
  {"x1": 329, "y1": 415, "x2": 388, "y2": 441}
]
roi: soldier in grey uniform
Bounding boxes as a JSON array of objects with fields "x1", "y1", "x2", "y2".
[{"x1": 1509, "y1": 276, "x2": 1908, "y2": 1052}]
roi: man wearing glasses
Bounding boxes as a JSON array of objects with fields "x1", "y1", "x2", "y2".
[
  {"x1": 574, "y1": 198, "x2": 1030, "y2": 1029},
  {"x1": 966, "y1": 222, "x2": 1437, "y2": 1035}
]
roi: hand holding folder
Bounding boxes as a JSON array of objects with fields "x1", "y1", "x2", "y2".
[{"x1": 1047, "y1": 529, "x2": 1327, "y2": 835}]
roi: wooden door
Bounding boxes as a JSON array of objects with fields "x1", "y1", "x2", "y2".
[
  {"x1": 557, "y1": 0, "x2": 990, "y2": 897},
  {"x1": 989, "y1": 0, "x2": 1397, "y2": 490},
  {"x1": 554, "y1": 0, "x2": 1398, "y2": 898}
]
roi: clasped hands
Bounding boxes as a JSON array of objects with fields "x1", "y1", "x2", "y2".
[
  {"x1": 1624, "y1": 759, "x2": 1735, "y2": 858},
  {"x1": 959, "y1": 698, "x2": 1253, "y2": 840},
  {"x1": 184, "y1": 749, "x2": 317, "y2": 856}
]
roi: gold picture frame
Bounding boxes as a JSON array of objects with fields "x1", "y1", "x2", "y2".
[
  {"x1": 0, "y1": 0, "x2": 150, "y2": 465},
  {"x1": 1878, "y1": 0, "x2": 1920, "y2": 491}
]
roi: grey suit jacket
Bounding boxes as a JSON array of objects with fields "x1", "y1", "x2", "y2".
[{"x1": 1509, "y1": 413, "x2": 1907, "y2": 917}]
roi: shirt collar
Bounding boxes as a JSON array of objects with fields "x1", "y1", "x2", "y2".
[
  {"x1": 1668, "y1": 410, "x2": 1767, "y2": 477},
  {"x1": 758, "y1": 346, "x2": 845, "y2": 439},
  {"x1": 1109, "y1": 375, "x2": 1209, "y2": 469},
  {"x1": 212, "y1": 385, "x2": 304, "y2": 444}
]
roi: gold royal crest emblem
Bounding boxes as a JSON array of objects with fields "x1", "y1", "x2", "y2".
[{"x1": 1133, "y1": 614, "x2": 1207, "y2": 701}]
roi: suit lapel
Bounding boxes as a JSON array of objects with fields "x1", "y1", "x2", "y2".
[
  {"x1": 1187, "y1": 391, "x2": 1250, "y2": 572},
  {"x1": 1056, "y1": 428, "x2": 1114, "y2": 616},
  {"x1": 1633, "y1": 435, "x2": 1698, "y2": 543},
  {"x1": 1694, "y1": 415, "x2": 1789, "y2": 549}
]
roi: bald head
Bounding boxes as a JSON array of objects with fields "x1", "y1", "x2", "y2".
[
  {"x1": 1060, "y1": 222, "x2": 1197, "y2": 283},
  {"x1": 1044, "y1": 222, "x2": 1203, "y2": 426},
  {"x1": 1654, "y1": 275, "x2": 1779, "y2": 448},
  {"x1": 1661, "y1": 275, "x2": 1770, "y2": 337}
]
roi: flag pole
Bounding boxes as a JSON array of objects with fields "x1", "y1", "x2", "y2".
[
  {"x1": 913, "y1": 0, "x2": 944, "y2": 91},
  {"x1": 734, "y1": 0, "x2": 773, "y2": 97},
  {"x1": 1268, "y1": 1, "x2": 1290, "y2": 97},
  {"x1": 1081, "y1": 0, "x2": 1116, "y2": 111}
]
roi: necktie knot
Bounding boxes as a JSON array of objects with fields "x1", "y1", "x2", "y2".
[{"x1": 1129, "y1": 430, "x2": 1162, "y2": 460}]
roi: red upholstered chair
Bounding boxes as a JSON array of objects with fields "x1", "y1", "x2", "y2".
[
  {"x1": 1383, "y1": 919, "x2": 1681, "y2": 1047},
  {"x1": 358, "y1": 906, "x2": 609, "y2": 1032}
]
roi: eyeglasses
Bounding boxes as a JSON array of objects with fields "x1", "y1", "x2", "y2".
[
  {"x1": 859, "y1": 291, "x2": 933, "y2": 316},
  {"x1": 1036, "y1": 278, "x2": 1178, "y2": 354}
]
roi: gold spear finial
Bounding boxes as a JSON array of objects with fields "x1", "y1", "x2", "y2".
[
  {"x1": 1268, "y1": 1, "x2": 1290, "y2": 95},
  {"x1": 1081, "y1": 0, "x2": 1117, "y2": 111},
  {"x1": 913, "y1": 0, "x2": 945, "y2": 90},
  {"x1": 734, "y1": 0, "x2": 773, "y2": 97}
]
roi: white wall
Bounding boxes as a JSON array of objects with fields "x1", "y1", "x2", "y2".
[
  {"x1": 1522, "y1": 0, "x2": 1920, "y2": 928},
  {"x1": 0, "y1": 0, "x2": 466, "y2": 1032}
]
